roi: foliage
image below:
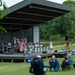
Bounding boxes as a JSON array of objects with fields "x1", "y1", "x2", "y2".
[
  {"x1": 49, "y1": 34, "x2": 61, "y2": 41},
  {"x1": 0, "y1": 0, "x2": 8, "y2": 33},
  {"x1": 63, "y1": 0, "x2": 75, "y2": 37},
  {"x1": 0, "y1": 25, "x2": 7, "y2": 33},
  {"x1": 40, "y1": 0, "x2": 75, "y2": 40}
]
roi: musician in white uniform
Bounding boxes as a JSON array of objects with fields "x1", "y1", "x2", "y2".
[{"x1": 49, "y1": 41, "x2": 53, "y2": 51}]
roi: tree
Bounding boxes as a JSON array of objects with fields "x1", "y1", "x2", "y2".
[
  {"x1": 0, "y1": 0, "x2": 7, "y2": 33},
  {"x1": 63, "y1": 0, "x2": 75, "y2": 38},
  {"x1": 40, "y1": 0, "x2": 75, "y2": 40}
]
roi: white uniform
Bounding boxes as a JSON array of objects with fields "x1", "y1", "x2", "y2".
[{"x1": 49, "y1": 41, "x2": 53, "y2": 49}]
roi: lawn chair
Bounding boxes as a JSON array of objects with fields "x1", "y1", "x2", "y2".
[
  {"x1": 61, "y1": 60, "x2": 71, "y2": 70},
  {"x1": 73, "y1": 61, "x2": 75, "y2": 68}
]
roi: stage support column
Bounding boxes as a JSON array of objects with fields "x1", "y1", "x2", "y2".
[
  {"x1": 33, "y1": 26, "x2": 40, "y2": 44},
  {"x1": 11, "y1": 58, "x2": 13, "y2": 62},
  {"x1": 46, "y1": 56, "x2": 48, "y2": 58},
  {"x1": 24, "y1": 59, "x2": 26, "y2": 62},
  {"x1": 1, "y1": 59, "x2": 3, "y2": 62}
]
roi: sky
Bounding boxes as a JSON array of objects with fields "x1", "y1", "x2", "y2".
[{"x1": 2, "y1": 0, "x2": 66, "y2": 7}]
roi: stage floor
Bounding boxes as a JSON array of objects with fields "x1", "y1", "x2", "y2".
[{"x1": 0, "y1": 50, "x2": 71, "y2": 62}]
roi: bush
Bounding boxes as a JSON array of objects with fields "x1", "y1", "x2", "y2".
[{"x1": 49, "y1": 34, "x2": 61, "y2": 41}]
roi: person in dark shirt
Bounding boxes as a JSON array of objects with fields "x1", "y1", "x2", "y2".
[
  {"x1": 61, "y1": 57, "x2": 70, "y2": 70},
  {"x1": 30, "y1": 55, "x2": 45, "y2": 75}
]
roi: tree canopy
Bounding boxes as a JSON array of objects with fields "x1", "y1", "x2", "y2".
[{"x1": 40, "y1": 0, "x2": 75, "y2": 40}]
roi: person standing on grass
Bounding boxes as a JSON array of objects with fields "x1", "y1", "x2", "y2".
[{"x1": 49, "y1": 41, "x2": 53, "y2": 51}]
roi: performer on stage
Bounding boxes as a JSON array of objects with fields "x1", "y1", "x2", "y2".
[{"x1": 13, "y1": 37, "x2": 17, "y2": 45}]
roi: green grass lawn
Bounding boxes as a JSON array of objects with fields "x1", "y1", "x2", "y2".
[
  {"x1": 0, "y1": 44, "x2": 75, "y2": 75},
  {"x1": 0, "y1": 55, "x2": 75, "y2": 75},
  {"x1": 53, "y1": 43, "x2": 75, "y2": 50}
]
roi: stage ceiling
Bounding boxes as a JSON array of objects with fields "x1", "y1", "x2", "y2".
[{"x1": 0, "y1": 0, "x2": 72, "y2": 31}]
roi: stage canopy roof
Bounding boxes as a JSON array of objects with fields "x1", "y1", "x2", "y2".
[{"x1": 0, "y1": 0, "x2": 72, "y2": 31}]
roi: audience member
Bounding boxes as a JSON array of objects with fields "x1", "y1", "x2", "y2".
[
  {"x1": 29, "y1": 55, "x2": 46, "y2": 75},
  {"x1": 61, "y1": 57, "x2": 70, "y2": 70},
  {"x1": 67, "y1": 54, "x2": 73, "y2": 65},
  {"x1": 49, "y1": 55, "x2": 60, "y2": 72}
]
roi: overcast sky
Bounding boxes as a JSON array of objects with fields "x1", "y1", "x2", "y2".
[{"x1": 2, "y1": 0, "x2": 66, "y2": 7}]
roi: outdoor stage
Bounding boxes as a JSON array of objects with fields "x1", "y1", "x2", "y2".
[{"x1": 0, "y1": 50, "x2": 71, "y2": 62}]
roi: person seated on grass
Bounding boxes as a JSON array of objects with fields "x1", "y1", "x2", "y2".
[
  {"x1": 29, "y1": 55, "x2": 46, "y2": 75},
  {"x1": 49, "y1": 55, "x2": 60, "y2": 72},
  {"x1": 61, "y1": 56, "x2": 71, "y2": 70},
  {"x1": 68, "y1": 51, "x2": 75, "y2": 68},
  {"x1": 67, "y1": 53, "x2": 73, "y2": 65}
]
